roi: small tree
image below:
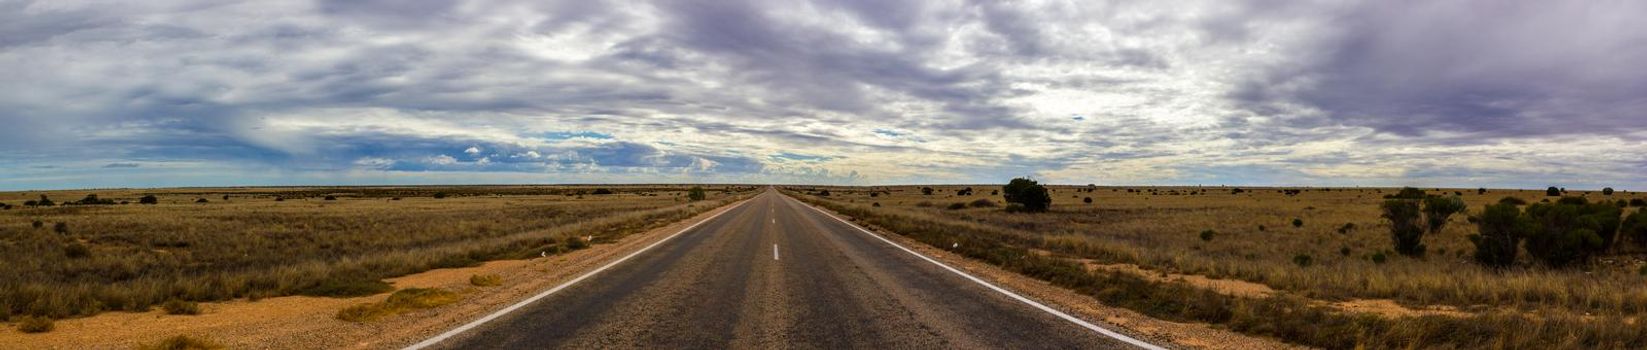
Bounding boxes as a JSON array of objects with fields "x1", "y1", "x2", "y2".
[
  {"x1": 1469, "y1": 203, "x2": 1532, "y2": 268},
  {"x1": 1546, "y1": 186, "x2": 1562, "y2": 196},
  {"x1": 1083, "y1": 197, "x2": 1093, "y2": 204},
  {"x1": 1382, "y1": 199, "x2": 1426, "y2": 256},
  {"x1": 1001, "y1": 178, "x2": 1052, "y2": 212},
  {"x1": 687, "y1": 187, "x2": 707, "y2": 201},
  {"x1": 1422, "y1": 196, "x2": 1467, "y2": 233},
  {"x1": 921, "y1": 187, "x2": 934, "y2": 196},
  {"x1": 1603, "y1": 187, "x2": 1615, "y2": 195}
]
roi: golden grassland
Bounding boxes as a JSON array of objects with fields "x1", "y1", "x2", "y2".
[
  {"x1": 0, "y1": 185, "x2": 754, "y2": 322},
  {"x1": 789, "y1": 185, "x2": 1647, "y2": 349}
]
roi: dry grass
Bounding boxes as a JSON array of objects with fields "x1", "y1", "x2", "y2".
[
  {"x1": 0, "y1": 185, "x2": 754, "y2": 321},
  {"x1": 335, "y1": 288, "x2": 461, "y2": 322},
  {"x1": 136, "y1": 335, "x2": 222, "y2": 350},
  {"x1": 469, "y1": 274, "x2": 502, "y2": 287},
  {"x1": 789, "y1": 185, "x2": 1647, "y2": 348}
]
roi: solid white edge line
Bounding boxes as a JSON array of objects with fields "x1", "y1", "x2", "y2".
[
  {"x1": 402, "y1": 198, "x2": 751, "y2": 350},
  {"x1": 787, "y1": 195, "x2": 1167, "y2": 350}
]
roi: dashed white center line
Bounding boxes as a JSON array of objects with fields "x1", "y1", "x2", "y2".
[{"x1": 773, "y1": 244, "x2": 780, "y2": 260}]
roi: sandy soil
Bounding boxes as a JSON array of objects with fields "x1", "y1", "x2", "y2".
[
  {"x1": 816, "y1": 209, "x2": 1303, "y2": 350},
  {"x1": 0, "y1": 199, "x2": 749, "y2": 350}
]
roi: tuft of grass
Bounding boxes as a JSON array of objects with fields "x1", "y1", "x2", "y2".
[
  {"x1": 469, "y1": 274, "x2": 502, "y2": 287},
  {"x1": 162, "y1": 300, "x2": 200, "y2": 315},
  {"x1": 17, "y1": 315, "x2": 53, "y2": 333},
  {"x1": 137, "y1": 335, "x2": 222, "y2": 350},
  {"x1": 336, "y1": 288, "x2": 461, "y2": 322},
  {"x1": 299, "y1": 278, "x2": 393, "y2": 297}
]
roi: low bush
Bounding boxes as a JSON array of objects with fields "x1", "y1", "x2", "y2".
[
  {"x1": 323, "y1": 195, "x2": 337, "y2": 201},
  {"x1": 1523, "y1": 197, "x2": 1619, "y2": 267},
  {"x1": 1547, "y1": 186, "x2": 1562, "y2": 196},
  {"x1": 1470, "y1": 202, "x2": 1532, "y2": 268},
  {"x1": 915, "y1": 201, "x2": 935, "y2": 208},
  {"x1": 336, "y1": 288, "x2": 460, "y2": 322},
  {"x1": 591, "y1": 188, "x2": 614, "y2": 195},
  {"x1": 1604, "y1": 187, "x2": 1615, "y2": 195},
  {"x1": 194, "y1": 198, "x2": 208, "y2": 203},
  {"x1": 1371, "y1": 252, "x2": 1388, "y2": 264},
  {"x1": 1291, "y1": 218, "x2": 1303, "y2": 228},
  {"x1": 17, "y1": 315, "x2": 53, "y2": 333},
  {"x1": 1001, "y1": 178, "x2": 1051, "y2": 212},
  {"x1": 137, "y1": 335, "x2": 222, "y2": 350},
  {"x1": 921, "y1": 187, "x2": 935, "y2": 195},
  {"x1": 469, "y1": 274, "x2": 502, "y2": 287},
  {"x1": 432, "y1": 192, "x2": 448, "y2": 199},
  {"x1": 1292, "y1": 254, "x2": 1312, "y2": 267},
  {"x1": 139, "y1": 195, "x2": 159, "y2": 204},
  {"x1": 162, "y1": 300, "x2": 201, "y2": 315},
  {"x1": 1500, "y1": 196, "x2": 1528, "y2": 205},
  {"x1": 1336, "y1": 223, "x2": 1355, "y2": 234},
  {"x1": 945, "y1": 202, "x2": 967, "y2": 210},
  {"x1": 299, "y1": 278, "x2": 394, "y2": 297},
  {"x1": 1632, "y1": 198, "x2": 1646, "y2": 207},
  {"x1": 53, "y1": 222, "x2": 69, "y2": 235},
  {"x1": 1199, "y1": 230, "x2": 1215, "y2": 241},
  {"x1": 32, "y1": 220, "x2": 43, "y2": 229},
  {"x1": 1083, "y1": 197, "x2": 1093, "y2": 204},
  {"x1": 63, "y1": 243, "x2": 89, "y2": 258},
  {"x1": 968, "y1": 199, "x2": 997, "y2": 208},
  {"x1": 687, "y1": 187, "x2": 707, "y2": 201},
  {"x1": 1625, "y1": 211, "x2": 1647, "y2": 248}
]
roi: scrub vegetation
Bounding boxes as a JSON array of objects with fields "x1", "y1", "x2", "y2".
[
  {"x1": 786, "y1": 184, "x2": 1647, "y2": 349},
  {"x1": 0, "y1": 185, "x2": 754, "y2": 326}
]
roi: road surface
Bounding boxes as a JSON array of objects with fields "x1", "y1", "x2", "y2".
[{"x1": 420, "y1": 190, "x2": 1150, "y2": 349}]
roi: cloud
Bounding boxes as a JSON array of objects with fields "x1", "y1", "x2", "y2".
[
  {"x1": 0, "y1": 0, "x2": 1642, "y2": 190},
  {"x1": 101, "y1": 163, "x2": 141, "y2": 168}
]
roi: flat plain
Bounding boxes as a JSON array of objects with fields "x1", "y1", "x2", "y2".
[
  {"x1": 789, "y1": 185, "x2": 1647, "y2": 349},
  {"x1": 0, "y1": 185, "x2": 752, "y2": 323}
]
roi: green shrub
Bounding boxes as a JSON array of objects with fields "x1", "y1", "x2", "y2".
[
  {"x1": 921, "y1": 187, "x2": 934, "y2": 195},
  {"x1": 1547, "y1": 186, "x2": 1562, "y2": 196},
  {"x1": 63, "y1": 243, "x2": 89, "y2": 258},
  {"x1": 162, "y1": 300, "x2": 201, "y2": 315},
  {"x1": 1624, "y1": 211, "x2": 1647, "y2": 248},
  {"x1": 1083, "y1": 197, "x2": 1093, "y2": 204},
  {"x1": 432, "y1": 192, "x2": 447, "y2": 199},
  {"x1": 591, "y1": 188, "x2": 614, "y2": 195},
  {"x1": 915, "y1": 201, "x2": 935, "y2": 208},
  {"x1": 1394, "y1": 187, "x2": 1427, "y2": 199},
  {"x1": 1500, "y1": 196, "x2": 1528, "y2": 205},
  {"x1": 1603, "y1": 187, "x2": 1615, "y2": 195},
  {"x1": 946, "y1": 202, "x2": 967, "y2": 210},
  {"x1": 137, "y1": 335, "x2": 222, "y2": 350},
  {"x1": 1001, "y1": 178, "x2": 1052, "y2": 212},
  {"x1": 1291, "y1": 218, "x2": 1303, "y2": 228},
  {"x1": 1200, "y1": 230, "x2": 1215, "y2": 241},
  {"x1": 1523, "y1": 198, "x2": 1618, "y2": 268},
  {"x1": 1371, "y1": 252, "x2": 1388, "y2": 264},
  {"x1": 323, "y1": 195, "x2": 337, "y2": 201},
  {"x1": 1469, "y1": 203, "x2": 1533, "y2": 268},
  {"x1": 1422, "y1": 196, "x2": 1466, "y2": 232},
  {"x1": 17, "y1": 315, "x2": 53, "y2": 333},
  {"x1": 968, "y1": 199, "x2": 997, "y2": 208},
  {"x1": 687, "y1": 187, "x2": 706, "y2": 201},
  {"x1": 1292, "y1": 254, "x2": 1312, "y2": 267},
  {"x1": 195, "y1": 198, "x2": 208, "y2": 203},
  {"x1": 299, "y1": 278, "x2": 393, "y2": 297},
  {"x1": 1382, "y1": 199, "x2": 1426, "y2": 256},
  {"x1": 469, "y1": 274, "x2": 502, "y2": 287},
  {"x1": 139, "y1": 195, "x2": 159, "y2": 204}
]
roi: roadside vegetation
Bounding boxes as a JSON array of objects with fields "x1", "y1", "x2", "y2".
[
  {"x1": 786, "y1": 184, "x2": 1647, "y2": 348},
  {"x1": 0, "y1": 185, "x2": 754, "y2": 326}
]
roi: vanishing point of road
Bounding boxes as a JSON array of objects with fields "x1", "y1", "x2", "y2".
[{"x1": 412, "y1": 189, "x2": 1158, "y2": 349}]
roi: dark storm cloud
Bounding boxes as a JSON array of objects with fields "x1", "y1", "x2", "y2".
[{"x1": 1236, "y1": 0, "x2": 1647, "y2": 140}]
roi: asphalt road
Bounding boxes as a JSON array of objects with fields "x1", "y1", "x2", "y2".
[{"x1": 423, "y1": 190, "x2": 1147, "y2": 349}]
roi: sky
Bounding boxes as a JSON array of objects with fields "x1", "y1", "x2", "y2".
[{"x1": 2, "y1": 0, "x2": 1644, "y2": 191}]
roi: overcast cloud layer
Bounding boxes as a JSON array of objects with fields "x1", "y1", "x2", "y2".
[{"x1": 2, "y1": 0, "x2": 1644, "y2": 190}]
